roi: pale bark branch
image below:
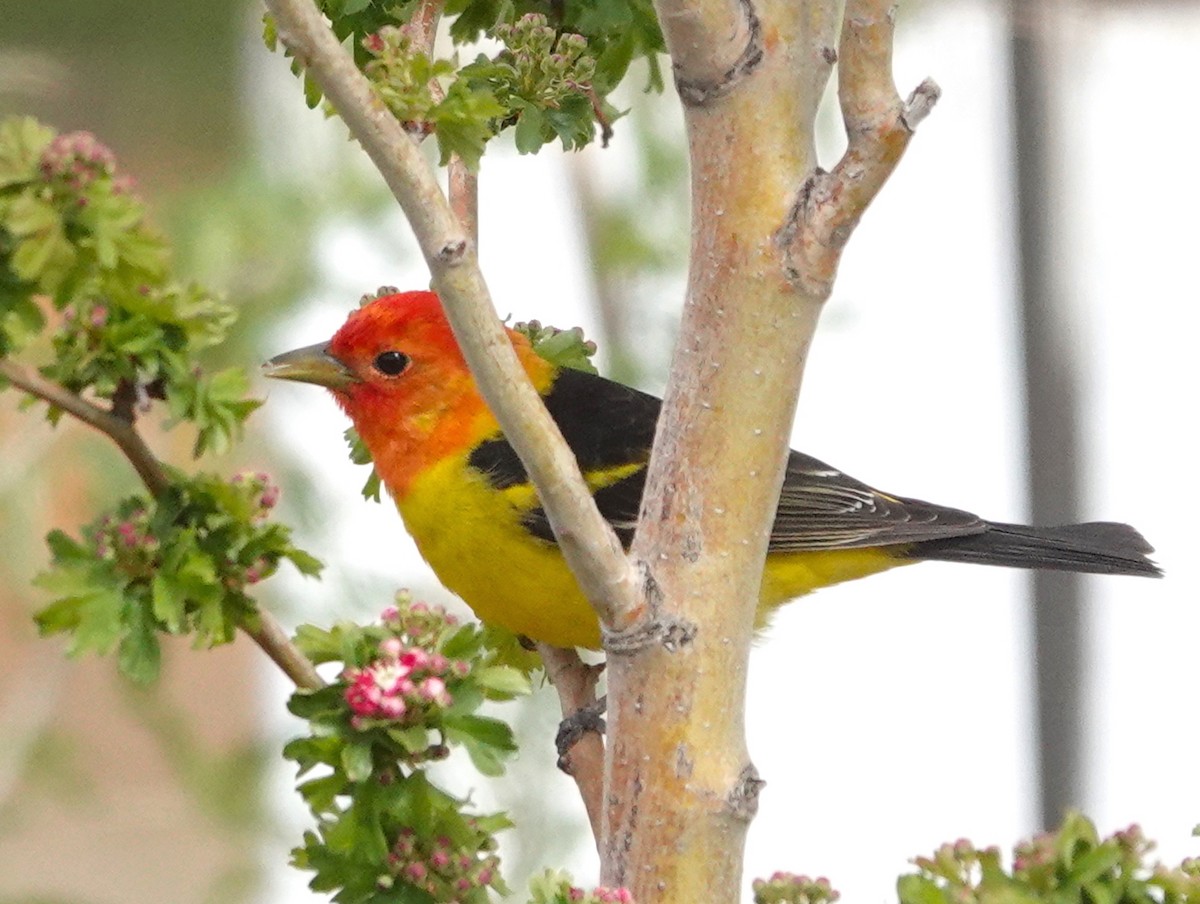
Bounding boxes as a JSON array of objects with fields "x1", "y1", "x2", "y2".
[
  {"x1": 659, "y1": 0, "x2": 763, "y2": 105},
  {"x1": 449, "y1": 156, "x2": 479, "y2": 247},
  {"x1": 776, "y1": 0, "x2": 940, "y2": 298},
  {"x1": 262, "y1": 0, "x2": 641, "y2": 635},
  {"x1": 0, "y1": 358, "x2": 323, "y2": 691},
  {"x1": 604, "y1": 1, "x2": 935, "y2": 900},
  {"x1": 246, "y1": 610, "x2": 325, "y2": 690},
  {"x1": 536, "y1": 643, "x2": 606, "y2": 847}
]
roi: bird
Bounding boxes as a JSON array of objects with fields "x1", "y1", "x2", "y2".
[{"x1": 264, "y1": 290, "x2": 1160, "y2": 650}]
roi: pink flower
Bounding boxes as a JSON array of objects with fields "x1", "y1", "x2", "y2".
[
  {"x1": 419, "y1": 676, "x2": 451, "y2": 706},
  {"x1": 399, "y1": 648, "x2": 430, "y2": 671}
]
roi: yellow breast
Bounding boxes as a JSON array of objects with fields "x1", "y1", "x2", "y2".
[
  {"x1": 397, "y1": 453, "x2": 605, "y2": 649},
  {"x1": 396, "y1": 454, "x2": 908, "y2": 649}
]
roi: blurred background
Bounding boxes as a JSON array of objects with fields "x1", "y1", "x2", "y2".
[{"x1": 1, "y1": 0, "x2": 1197, "y2": 901}]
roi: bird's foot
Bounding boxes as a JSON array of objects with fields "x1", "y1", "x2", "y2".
[{"x1": 555, "y1": 695, "x2": 607, "y2": 770}]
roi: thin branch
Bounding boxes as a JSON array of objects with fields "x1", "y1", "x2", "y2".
[
  {"x1": 246, "y1": 611, "x2": 325, "y2": 690},
  {"x1": 448, "y1": 155, "x2": 479, "y2": 248},
  {"x1": 263, "y1": 0, "x2": 641, "y2": 631},
  {"x1": 403, "y1": 2, "x2": 479, "y2": 246},
  {"x1": 0, "y1": 357, "x2": 323, "y2": 691},
  {"x1": 405, "y1": 0, "x2": 444, "y2": 54},
  {"x1": 776, "y1": 0, "x2": 940, "y2": 298},
  {"x1": 0, "y1": 358, "x2": 170, "y2": 497},
  {"x1": 537, "y1": 643, "x2": 605, "y2": 847}
]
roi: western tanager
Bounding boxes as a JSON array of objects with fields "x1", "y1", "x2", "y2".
[{"x1": 265, "y1": 290, "x2": 1159, "y2": 649}]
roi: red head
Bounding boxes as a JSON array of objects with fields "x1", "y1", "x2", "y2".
[{"x1": 265, "y1": 291, "x2": 548, "y2": 496}]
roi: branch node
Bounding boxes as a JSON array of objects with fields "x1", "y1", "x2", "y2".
[
  {"x1": 902, "y1": 77, "x2": 942, "y2": 131},
  {"x1": 726, "y1": 764, "x2": 766, "y2": 822},
  {"x1": 674, "y1": 0, "x2": 764, "y2": 107},
  {"x1": 555, "y1": 695, "x2": 607, "y2": 771},
  {"x1": 603, "y1": 613, "x2": 696, "y2": 655},
  {"x1": 436, "y1": 237, "x2": 469, "y2": 263},
  {"x1": 822, "y1": 46, "x2": 838, "y2": 65}
]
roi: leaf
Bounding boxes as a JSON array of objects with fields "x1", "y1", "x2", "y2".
[
  {"x1": 472, "y1": 665, "x2": 531, "y2": 697},
  {"x1": 444, "y1": 714, "x2": 516, "y2": 776},
  {"x1": 387, "y1": 725, "x2": 432, "y2": 755},
  {"x1": 341, "y1": 741, "x2": 375, "y2": 783},
  {"x1": 896, "y1": 875, "x2": 952, "y2": 904},
  {"x1": 513, "y1": 103, "x2": 547, "y2": 155},
  {"x1": 0, "y1": 116, "x2": 54, "y2": 188},
  {"x1": 287, "y1": 547, "x2": 325, "y2": 577},
  {"x1": 118, "y1": 600, "x2": 162, "y2": 684}
]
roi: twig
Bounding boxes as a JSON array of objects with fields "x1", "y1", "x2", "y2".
[
  {"x1": 263, "y1": 0, "x2": 642, "y2": 632},
  {"x1": 536, "y1": 643, "x2": 605, "y2": 847},
  {"x1": 448, "y1": 155, "x2": 478, "y2": 248},
  {"x1": 0, "y1": 357, "x2": 323, "y2": 691},
  {"x1": 246, "y1": 611, "x2": 324, "y2": 690},
  {"x1": 402, "y1": 1, "x2": 479, "y2": 246},
  {"x1": 405, "y1": 0, "x2": 444, "y2": 55},
  {"x1": 776, "y1": 0, "x2": 941, "y2": 298},
  {"x1": 0, "y1": 359, "x2": 170, "y2": 497}
]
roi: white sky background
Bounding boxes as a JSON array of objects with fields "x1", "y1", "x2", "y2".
[{"x1": 253, "y1": 2, "x2": 1200, "y2": 901}]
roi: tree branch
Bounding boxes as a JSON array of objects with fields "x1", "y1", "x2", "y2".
[
  {"x1": 0, "y1": 357, "x2": 323, "y2": 691},
  {"x1": 776, "y1": 0, "x2": 941, "y2": 298},
  {"x1": 537, "y1": 643, "x2": 605, "y2": 848},
  {"x1": 262, "y1": 0, "x2": 641, "y2": 631},
  {"x1": 603, "y1": 2, "x2": 937, "y2": 900},
  {"x1": 449, "y1": 156, "x2": 479, "y2": 248},
  {"x1": 0, "y1": 358, "x2": 170, "y2": 497},
  {"x1": 658, "y1": 0, "x2": 763, "y2": 105},
  {"x1": 246, "y1": 610, "x2": 324, "y2": 690}
]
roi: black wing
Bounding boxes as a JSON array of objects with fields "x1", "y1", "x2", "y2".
[
  {"x1": 466, "y1": 367, "x2": 990, "y2": 552},
  {"x1": 467, "y1": 367, "x2": 657, "y2": 546}
]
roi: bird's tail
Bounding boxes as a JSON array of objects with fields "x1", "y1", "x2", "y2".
[{"x1": 910, "y1": 521, "x2": 1162, "y2": 577}]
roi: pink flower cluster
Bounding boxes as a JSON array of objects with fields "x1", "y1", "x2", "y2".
[
  {"x1": 94, "y1": 509, "x2": 158, "y2": 574},
  {"x1": 751, "y1": 871, "x2": 839, "y2": 904},
  {"x1": 388, "y1": 829, "x2": 501, "y2": 903},
  {"x1": 344, "y1": 639, "x2": 467, "y2": 726},
  {"x1": 380, "y1": 598, "x2": 459, "y2": 648},
  {"x1": 39, "y1": 131, "x2": 135, "y2": 197},
  {"x1": 232, "y1": 470, "x2": 280, "y2": 520}
]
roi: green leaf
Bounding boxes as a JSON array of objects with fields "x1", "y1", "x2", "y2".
[
  {"x1": 472, "y1": 665, "x2": 531, "y2": 697},
  {"x1": 387, "y1": 725, "x2": 433, "y2": 755},
  {"x1": 0, "y1": 117, "x2": 55, "y2": 187},
  {"x1": 513, "y1": 103, "x2": 547, "y2": 155},
  {"x1": 444, "y1": 714, "x2": 515, "y2": 776},
  {"x1": 118, "y1": 600, "x2": 162, "y2": 684},
  {"x1": 341, "y1": 741, "x2": 375, "y2": 783},
  {"x1": 897, "y1": 875, "x2": 952, "y2": 904}
]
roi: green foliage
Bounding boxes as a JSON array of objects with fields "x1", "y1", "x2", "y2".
[
  {"x1": 512, "y1": 319, "x2": 598, "y2": 375},
  {"x1": 286, "y1": 594, "x2": 531, "y2": 903},
  {"x1": 346, "y1": 425, "x2": 385, "y2": 503},
  {"x1": 527, "y1": 870, "x2": 634, "y2": 903},
  {"x1": 444, "y1": 0, "x2": 665, "y2": 96},
  {"x1": 266, "y1": 2, "x2": 665, "y2": 163},
  {"x1": 0, "y1": 116, "x2": 259, "y2": 455},
  {"x1": 752, "y1": 872, "x2": 839, "y2": 904},
  {"x1": 34, "y1": 471, "x2": 322, "y2": 683},
  {"x1": 898, "y1": 813, "x2": 1200, "y2": 904}
]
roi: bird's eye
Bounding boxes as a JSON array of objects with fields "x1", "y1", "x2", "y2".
[{"x1": 373, "y1": 351, "x2": 410, "y2": 376}]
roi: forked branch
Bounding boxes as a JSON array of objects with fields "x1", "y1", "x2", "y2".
[
  {"x1": 777, "y1": 0, "x2": 941, "y2": 297},
  {"x1": 0, "y1": 358, "x2": 323, "y2": 691}
]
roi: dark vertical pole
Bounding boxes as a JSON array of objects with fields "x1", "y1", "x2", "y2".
[{"x1": 1007, "y1": 1, "x2": 1086, "y2": 829}]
